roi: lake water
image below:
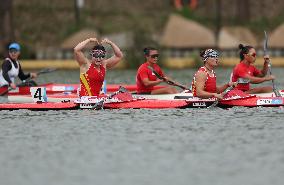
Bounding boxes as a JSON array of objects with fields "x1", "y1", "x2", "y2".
[{"x1": 0, "y1": 68, "x2": 284, "y2": 185}]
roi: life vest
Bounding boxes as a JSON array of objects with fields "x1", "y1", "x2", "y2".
[
  {"x1": 191, "y1": 66, "x2": 217, "y2": 96},
  {"x1": 0, "y1": 58, "x2": 20, "y2": 86},
  {"x1": 79, "y1": 64, "x2": 106, "y2": 97}
]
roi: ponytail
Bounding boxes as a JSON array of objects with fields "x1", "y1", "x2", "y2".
[
  {"x1": 239, "y1": 44, "x2": 253, "y2": 61},
  {"x1": 143, "y1": 47, "x2": 157, "y2": 56}
]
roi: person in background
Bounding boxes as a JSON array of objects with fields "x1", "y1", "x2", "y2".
[
  {"x1": 230, "y1": 44, "x2": 275, "y2": 94},
  {"x1": 191, "y1": 49, "x2": 234, "y2": 99},
  {"x1": 0, "y1": 42, "x2": 37, "y2": 89},
  {"x1": 136, "y1": 47, "x2": 182, "y2": 94},
  {"x1": 74, "y1": 38, "x2": 123, "y2": 97}
]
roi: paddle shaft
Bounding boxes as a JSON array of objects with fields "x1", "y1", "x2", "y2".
[
  {"x1": 264, "y1": 31, "x2": 281, "y2": 97},
  {"x1": 147, "y1": 66, "x2": 188, "y2": 90},
  {"x1": 94, "y1": 86, "x2": 127, "y2": 110},
  {"x1": 267, "y1": 61, "x2": 277, "y2": 91}
]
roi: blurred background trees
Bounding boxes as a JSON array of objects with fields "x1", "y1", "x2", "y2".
[
  {"x1": 1, "y1": 0, "x2": 284, "y2": 67},
  {"x1": 0, "y1": 0, "x2": 14, "y2": 56}
]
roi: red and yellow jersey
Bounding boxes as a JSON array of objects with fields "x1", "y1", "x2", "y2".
[
  {"x1": 191, "y1": 66, "x2": 217, "y2": 96},
  {"x1": 79, "y1": 64, "x2": 105, "y2": 97}
]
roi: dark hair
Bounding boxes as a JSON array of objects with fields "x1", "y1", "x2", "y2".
[
  {"x1": 92, "y1": 44, "x2": 106, "y2": 52},
  {"x1": 200, "y1": 50, "x2": 206, "y2": 58},
  {"x1": 239, "y1": 44, "x2": 253, "y2": 60},
  {"x1": 143, "y1": 47, "x2": 157, "y2": 56}
]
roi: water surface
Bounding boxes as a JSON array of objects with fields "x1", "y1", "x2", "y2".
[{"x1": 0, "y1": 68, "x2": 284, "y2": 185}]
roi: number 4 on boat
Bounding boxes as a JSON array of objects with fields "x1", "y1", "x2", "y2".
[{"x1": 30, "y1": 87, "x2": 48, "y2": 102}]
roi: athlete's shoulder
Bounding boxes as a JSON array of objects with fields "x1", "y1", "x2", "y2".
[
  {"x1": 2, "y1": 58, "x2": 12, "y2": 67},
  {"x1": 80, "y1": 62, "x2": 91, "y2": 73},
  {"x1": 195, "y1": 67, "x2": 207, "y2": 74},
  {"x1": 195, "y1": 68, "x2": 207, "y2": 78},
  {"x1": 234, "y1": 62, "x2": 246, "y2": 71},
  {"x1": 137, "y1": 62, "x2": 148, "y2": 70}
]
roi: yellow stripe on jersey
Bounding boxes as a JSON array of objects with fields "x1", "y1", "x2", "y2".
[{"x1": 80, "y1": 73, "x2": 92, "y2": 96}]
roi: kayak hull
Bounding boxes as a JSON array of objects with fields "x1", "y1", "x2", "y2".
[
  {"x1": 2, "y1": 88, "x2": 284, "y2": 110},
  {"x1": 0, "y1": 99, "x2": 214, "y2": 110},
  {"x1": 103, "y1": 99, "x2": 214, "y2": 109},
  {"x1": 0, "y1": 102, "x2": 78, "y2": 110},
  {"x1": 219, "y1": 96, "x2": 284, "y2": 108},
  {"x1": 0, "y1": 96, "x2": 284, "y2": 111}
]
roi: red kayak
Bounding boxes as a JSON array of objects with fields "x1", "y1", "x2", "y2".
[
  {"x1": 103, "y1": 99, "x2": 210, "y2": 109},
  {"x1": 0, "y1": 83, "x2": 78, "y2": 96},
  {"x1": 0, "y1": 102, "x2": 78, "y2": 110},
  {"x1": 1, "y1": 90, "x2": 283, "y2": 110},
  {"x1": 0, "y1": 99, "x2": 214, "y2": 111},
  {"x1": 219, "y1": 96, "x2": 284, "y2": 108},
  {"x1": 0, "y1": 96, "x2": 283, "y2": 111}
]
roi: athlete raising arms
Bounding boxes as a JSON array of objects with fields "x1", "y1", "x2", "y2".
[{"x1": 74, "y1": 38, "x2": 123, "y2": 97}]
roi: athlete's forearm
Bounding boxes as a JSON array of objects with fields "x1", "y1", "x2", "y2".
[
  {"x1": 143, "y1": 79, "x2": 162, "y2": 87},
  {"x1": 2, "y1": 71, "x2": 12, "y2": 84},
  {"x1": 109, "y1": 41, "x2": 123, "y2": 58},
  {"x1": 260, "y1": 61, "x2": 269, "y2": 76},
  {"x1": 74, "y1": 38, "x2": 91, "y2": 52},
  {"x1": 2, "y1": 61, "x2": 12, "y2": 83},
  {"x1": 216, "y1": 83, "x2": 230, "y2": 93}
]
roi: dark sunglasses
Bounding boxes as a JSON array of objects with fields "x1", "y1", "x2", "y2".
[
  {"x1": 9, "y1": 49, "x2": 19, "y2": 53},
  {"x1": 90, "y1": 52, "x2": 105, "y2": 59},
  {"x1": 150, "y1": 54, "x2": 159, "y2": 58},
  {"x1": 248, "y1": 53, "x2": 256, "y2": 57}
]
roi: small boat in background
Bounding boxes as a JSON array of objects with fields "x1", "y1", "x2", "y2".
[{"x1": 1, "y1": 83, "x2": 166, "y2": 96}]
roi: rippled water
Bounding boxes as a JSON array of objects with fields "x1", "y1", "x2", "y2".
[{"x1": 1, "y1": 68, "x2": 284, "y2": 185}]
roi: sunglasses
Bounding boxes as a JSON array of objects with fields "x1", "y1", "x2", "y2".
[
  {"x1": 9, "y1": 49, "x2": 19, "y2": 53},
  {"x1": 90, "y1": 52, "x2": 105, "y2": 59},
  {"x1": 247, "y1": 53, "x2": 256, "y2": 57},
  {"x1": 150, "y1": 54, "x2": 159, "y2": 58}
]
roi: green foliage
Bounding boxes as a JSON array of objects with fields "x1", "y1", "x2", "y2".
[
  {"x1": 176, "y1": 6, "x2": 195, "y2": 19},
  {"x1": 174, "y1": 7, "x2": 216, "y2": 30},
  {"x1": 20, "y1": 45, "x2": 36, "y2": 59},
  {"x1": 246, "y1": 14, "x2": 284, "y2": 39},
  {"x1": 8, "y1": 0, "x2": 284, "y2": 62},
  {"x1": 124, "y1": 24, "x2": 158, "y2": 69}
]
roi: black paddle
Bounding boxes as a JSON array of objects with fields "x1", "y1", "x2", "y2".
[
  {"x1": 264, "y1": 31, "x2": 281, "y2": 97},
  {"x1": 36, "y1": 68, "x2": 57, "y2": 75},
  {"x1": 147, "y1": 66, "x2": 189, "y2": 90},
  {"x1": 0, "y1": 68, "x2": 57, "y2": 96},
  {"x1": 94, "y1": 86, "x2": 128, "y2": 110}
]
